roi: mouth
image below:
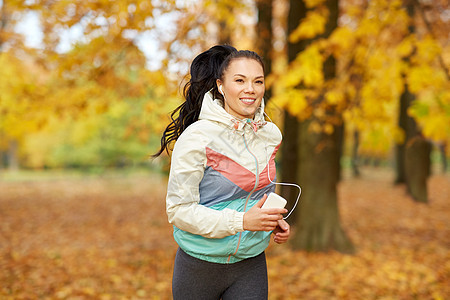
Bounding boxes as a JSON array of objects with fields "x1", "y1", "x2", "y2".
[{"x1": 240, "y1": 98, "x2": 256, "y2": 105}]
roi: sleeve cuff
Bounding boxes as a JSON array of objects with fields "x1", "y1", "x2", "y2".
[{"x1": 233, "y1": 211, "x2": 245, "y2": 232}]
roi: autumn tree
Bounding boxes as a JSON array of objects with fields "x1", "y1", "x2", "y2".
[
  {"x1": 2, "y1": 0, "x2": 447, "y2": 177},
  {"x1": 0, "y1": 1, "x2": 47, "y2": 170},
  {"x1": 397, "y1": 0, "x2": 450, "y2": 201},
  {"x1": 273, "y1": 0, "x2": 449, "y2": 241},
  {"x1": 275, "y1": 0, "x2": 354, "y2": 252},
  {"x1": 395, "y1": 0, "x2": 431, "y2": 203},
  {"x1": 0, "y1": 0, "x2": 183, "y2": 169}
]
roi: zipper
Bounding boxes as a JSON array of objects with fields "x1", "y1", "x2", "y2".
[{"x1": 227, "y1": 132, "x2": 259, "y2": 262}]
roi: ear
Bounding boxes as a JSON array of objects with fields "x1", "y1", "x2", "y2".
[{"x1": 216, "y1": 79, "x2": 223, "y2": 95}]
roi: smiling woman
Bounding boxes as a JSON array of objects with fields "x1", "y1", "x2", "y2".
[
  {"x1": 153, "y1": 45, "x2": 291, "y2": 300},
  {"x1": 216, "y1": 58, "x2": 265, "y2": 120}
]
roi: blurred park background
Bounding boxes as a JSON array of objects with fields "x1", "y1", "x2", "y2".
[{"x1": 1, "y1": 0, "x2": 449, "y2": 299}]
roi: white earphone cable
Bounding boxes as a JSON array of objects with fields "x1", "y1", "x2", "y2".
[
  {"x1": 218, "y1": 88, "x2": 301, "y2": 219},
  {"x1": 263, "y1": 111, "x2": 302, "y2": 220}
]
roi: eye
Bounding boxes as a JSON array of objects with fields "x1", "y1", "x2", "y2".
[
  {"x1": 235, "y1": 79, "x2": 244, "y2": 83},
  {"x1": 255, "y1": 80, "x2": 264, "y2": 84}
]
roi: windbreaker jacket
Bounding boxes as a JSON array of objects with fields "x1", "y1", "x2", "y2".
[{"x1": 166, "y1": 91, "x2": 282, "y2": 264}]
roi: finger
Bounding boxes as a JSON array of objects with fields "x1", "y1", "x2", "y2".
[
  {"x1": 275, "y1": 232, "x2": 289, "y2": 239},
  {"x1": 263, "y1": 208, "x2": 288, "y2": 215},
  {"x1": 277, "y1": 219, "x2": 289, "y2": 231},
  {"x1": 264, "y1": 221, "x2": 279, "y2": 229},
  {"x1": 275, "y1": 231, "x2": 289, "y2": 238},
  {"x1": 264, "y1": 222, "x2": 279, "y2": 231},
  {"x1": 274, "y1": 236, "x2": 287, "y2": 244},
  {"x1": 255, "y1": 194, "x2": 268, "y2": 208},
  {"x1": 265, "y1": 214, "x2": 284, "y2": 222}
]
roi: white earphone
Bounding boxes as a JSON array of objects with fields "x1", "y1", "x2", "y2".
[{"x1": 218, "y1": 85, "x2": 224, "y2": 95}]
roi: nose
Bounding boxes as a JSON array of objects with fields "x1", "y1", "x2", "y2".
[{"x1": 244, "y1": 82, "x2": 255, "y2": 93}]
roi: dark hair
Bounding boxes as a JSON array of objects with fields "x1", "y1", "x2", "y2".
[{"x1": 153, "y1": 45, "x2": 264, "y2": 157}]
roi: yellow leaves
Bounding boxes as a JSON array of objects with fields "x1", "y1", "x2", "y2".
[
  {"x1": 358, "y1": 17, "x2": 381, "y2": 37},
  {"x1": 325, "y1": 90, "x2": 344, "y2": 106},
  {"x1": 352, "y1": 45, "x2": 369, "y2": 67},
  {"x1": 407, "y1": 65, "x2": 444, "y2": 93},
  {"x1": 396, "y1": 35, "x2": 415, "y2": 57},
  {"x1": 367, "y1": 49, "x2": 387, "y2": 70},
  {"x1": 291, "y1": 44, "x2": 324, "y2": 88},
  {"x1": 396, "y1": 35, "x2": 442, "y2": 65},
  {"x1": 328, "y1": 26, "x2": 355, "y2": 57},
  {"x1": 2, "y1": 171, "x2": 450, "y2": 299},
  {"x1": 359, "y1": 123, "x2": 397, "y2": 156},
  {"x1": 0, "y1": 52, "x2": 46, "y2": 140},
  {"x1": 343, "y1": 62, "x2": 401, "y2": 157},
  {"x1": 309, "y1": 121, "x2": 334, "y2": 135},
  {"x1": 266, "y1": 169, "x2": 450, "y2": 298},
  {"x1": 270, "y1": 42, "x2": 325, "y2": 118},
  {"x1": 420, "y1": 114, "x2": 450, "y2": 142},
  {"x1": 414, "y1": 36, "x2": 442, "y2": 64},
  {"x1": 55, "y1": 286, "x2": 73, "y2": 299},
  {"x1": 409, "y1": 89, "x2": 450, "y2": 142},
  {"x1": 367, "y1": 259, "x2": 438, "y2": 294},
  {"x1": 289, "y1": 8, "x2": 329, "y2": 42},
  {"x1": 397, "y1": 32, "x2": 449, "y2": 144},
  {"x1": 272, "y1": 89, "x2": 309, "y2": 119},
  {"x1": 305, "y1": 0, "x2": 327, "y2": 8}
]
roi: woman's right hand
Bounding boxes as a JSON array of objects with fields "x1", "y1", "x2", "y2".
[{"x1": 243, "y1": 194, "x2": 287, "y2": 232}]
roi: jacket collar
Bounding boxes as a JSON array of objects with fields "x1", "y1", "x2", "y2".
[{"x1": 198, "y1": 91, "x2": 267, "y2": 132}]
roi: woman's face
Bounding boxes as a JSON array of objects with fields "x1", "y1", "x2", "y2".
[{"x1": 217, "y1": 58, "x2": 265, "y2": 120}]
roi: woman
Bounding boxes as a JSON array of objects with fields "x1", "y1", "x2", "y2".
[{"x1": 154, "y1": 45, "x2": 290, "y2": 299}]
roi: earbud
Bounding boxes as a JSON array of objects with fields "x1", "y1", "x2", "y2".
[{"x1": 218, "y1": 85, "x2": 223, "y2": 95}]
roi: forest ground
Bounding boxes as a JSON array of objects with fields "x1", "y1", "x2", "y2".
[{"x1": 0, "y1": 168, "x2": 449, "y2": 299}]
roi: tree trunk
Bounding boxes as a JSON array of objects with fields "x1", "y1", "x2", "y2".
[
  {"x1": 216, "y1": 1, "x2": 232, "y2": 44},
  {"x1": 289, "y1": 0, "x2": 354, "y2": 252},
  {"x1": 336, "y1": 122, "x2": 344, "y2": 181},
  {"x1": 0, "y1": 150, "x2": 6, "y2": 169},
  {"x1": 351, "y1": 130, "x2": 361, "y2": 177},
  {"x1": 256, "y1": 0, "x2": 273, "y2": 101},
  {"x1": 280, "y1": 0, "x2": 307, "y2": 224},
  {"x1": 281, "y1": 111, "x2": 300, "y2": 221},
  {"x1": 218, "y1": 21, "x2": 231, "y2": 45},
  {"x1": 439, "y1": 143, "x2": 447, "y2": 173},
  {"x1": 403, "y1": 83, "x2": 431, "y2": 203},
  {"x1": 405, "y1": 136, "x2": 431, "y2": 203},
  {"x1": 395, "y1": 88, "x2": 407, "y2": 184},
  {"x1": 7, "y1": 140, "x2": 19, "y2": 171},
  {"x1": 398, "y1": 0, "x2": 431, "y2": 203},
  {"x1": 293, "y1": 118, "x2": 353, "y2": 252}
]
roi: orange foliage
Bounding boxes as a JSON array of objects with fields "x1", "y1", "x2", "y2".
[
  {"x1": 0, "y1": 170, "x2": 449, "y2": 299},
  {"x1": 271, "y1": 0, "x2": 450, "y2": 153}
]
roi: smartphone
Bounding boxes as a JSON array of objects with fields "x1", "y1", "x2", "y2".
[{"x1": 261, "y1": 193, "x2": 287, "y2": 209}]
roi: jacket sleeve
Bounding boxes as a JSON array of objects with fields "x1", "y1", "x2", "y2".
[{"x1": 166, "y1": 127, "x2": 245, "y2": 239}]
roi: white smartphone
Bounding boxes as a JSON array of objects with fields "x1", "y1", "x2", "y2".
[{"x1": 261, "y1": 193, "x2": 287, "y2": 209}]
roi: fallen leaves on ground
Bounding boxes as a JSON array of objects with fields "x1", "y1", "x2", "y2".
[{"x1": 0, "y1": 169, "x2": 449, "y2": 299}]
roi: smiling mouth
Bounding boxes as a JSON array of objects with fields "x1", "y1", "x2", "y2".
[{"x1": 240, "y1": 98, "x2": 256, "y2": 104}]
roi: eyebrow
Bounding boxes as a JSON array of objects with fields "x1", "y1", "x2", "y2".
[{"x1": 233, "y1": 74, "x2": 265, "y2": 79}]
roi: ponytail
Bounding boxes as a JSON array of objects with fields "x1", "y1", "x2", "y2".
[{"x1": 153, "y1": 45, "x2": 237, "y2": 157}]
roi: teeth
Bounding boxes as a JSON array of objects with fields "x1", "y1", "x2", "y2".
[{"x1": 241, "y1": 98, "x2": 255, "y2": 104}]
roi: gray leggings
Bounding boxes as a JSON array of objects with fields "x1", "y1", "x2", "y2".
[{"x1": 172, "y1": 248, "x2": 268, "y2": 300}]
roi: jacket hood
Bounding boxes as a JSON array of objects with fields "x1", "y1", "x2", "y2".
[{"x1": 198, "y1": 91, "x2": 267, "y2": 132}]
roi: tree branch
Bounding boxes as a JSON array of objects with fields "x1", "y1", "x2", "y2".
[{"x1": 412, "y1": 0, "x2": 450, "y2": 81}]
